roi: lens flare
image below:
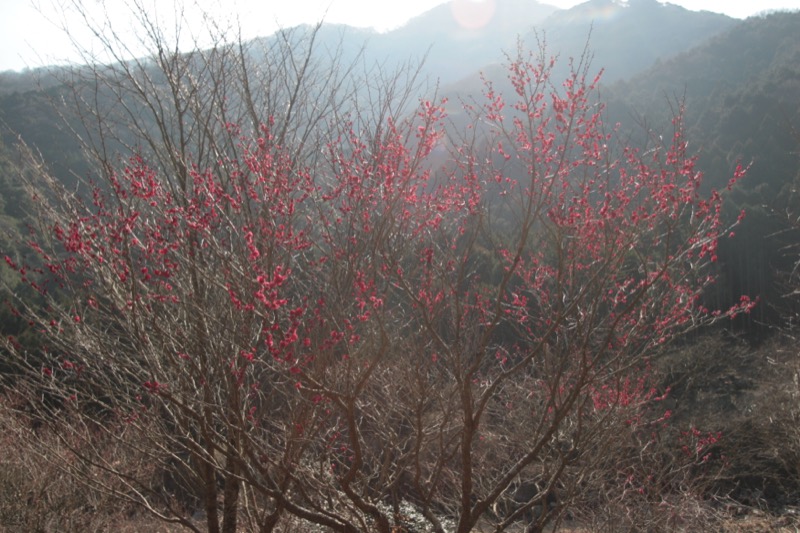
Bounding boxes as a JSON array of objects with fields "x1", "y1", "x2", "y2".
[{"x1": 450, "y1": 0, "x2": 496, "y2": 30}]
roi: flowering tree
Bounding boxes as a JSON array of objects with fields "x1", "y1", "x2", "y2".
[{"x1": 3, "y1": 16, "x2": 750, "y2": 533}]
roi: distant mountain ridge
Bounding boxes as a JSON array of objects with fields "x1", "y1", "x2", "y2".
[
  {"x1": 605, "y1": 10, "x2": 800, "y2": 192},
  {"x1": 600, "y1": 11, "x2": 800, "y2": 331},
  {"x1": 527, "y1": 0, "x2": 737, "y2": 82},
  {"x1": 1, "y1": 0, "x2": 739, "y2": 91},
  {"x1": 0, "y1": 0, "x2": 757, "y2": 201},
  {"x1": 365, "y1": 0, "x2": 738, "y2": 86}
]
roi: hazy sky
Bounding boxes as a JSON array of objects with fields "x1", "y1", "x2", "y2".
[{"x1": 2, "y1": 0, "x2": 799, "y2": 72}]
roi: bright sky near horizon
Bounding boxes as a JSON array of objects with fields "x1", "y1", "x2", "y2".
[{"x1": 1, "y1": 0, "x2": 798, "y2": 72}]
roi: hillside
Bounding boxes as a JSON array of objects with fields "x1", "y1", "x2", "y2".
[
  {"x1": 438, "y1": 0, "x2": 737, "y2": 116},
  {"x1": 530, "y1": 0, "x2": 737, "y2": 82},
  {"x1": 1, "y1": 4, "x2": 795, "y2": 334},
  {"x1": 0, "y1": 3, "x2": 796, "y2": 335},
  {"x1": 605, "y1": 11, "x2": 800, "y2": 332}
]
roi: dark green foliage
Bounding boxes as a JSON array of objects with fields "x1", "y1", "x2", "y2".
[
  {"x1": 0, "y1": 86, "x2": 88, "y2": 189},
  {"x1": 605, "y1": 12, "x2": 800, "y2": 336}
]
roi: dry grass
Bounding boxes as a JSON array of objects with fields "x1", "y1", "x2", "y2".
[
  {"x1": 0, "y1": 393, "x2": 186, "y2": 533},
  {"x1": 3, "y1": 332, "x2": 800, "y2": 532}
]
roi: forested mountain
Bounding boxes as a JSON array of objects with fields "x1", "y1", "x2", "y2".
[
  {"x1": 605, "y1": 11, "x2": 800, "y2": 332},
  {"x1": 0, "y1": 0, "x2": 741, "y2": 188},
  {"x1": 84, "y1": 0, "x2": 737, "y2": 107},
  {"x1": 0, "y1": 3, "x2": 797, "y2": 339},
  {"x1": 0, "y1": 0, "x2": 737, "y2": 88},
  {"x1": 608, "y1": 10, "x2": 800, "y2": 194},
  {"x1": 359, "y1": 0, "x2": 737, "y2": 86},
  {"x1": 525, "y1": 0, "x2": 737, "y2": 82}
]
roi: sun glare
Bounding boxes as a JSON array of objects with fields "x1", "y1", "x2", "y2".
[{"x1": 450, "y1": 0, "x2": 497, "y2": 30}]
